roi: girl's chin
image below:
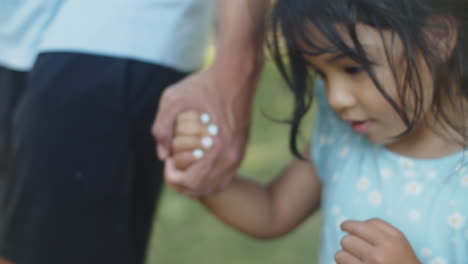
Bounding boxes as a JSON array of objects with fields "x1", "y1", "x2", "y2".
[{"x1": 363, "y1": 132, "x2": 395, "y2": 145}]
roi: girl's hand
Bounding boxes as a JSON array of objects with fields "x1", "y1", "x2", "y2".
[
  {"x1": 172, "y1": 111, "x2": 216, "y2": 171},
  {"x1": 336, "y1": 218, "x2": 421, "y2": 264}
]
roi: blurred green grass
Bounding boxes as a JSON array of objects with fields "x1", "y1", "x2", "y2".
[{"x1": 146, "y1": 61, "x2": 321, "y2": 264}]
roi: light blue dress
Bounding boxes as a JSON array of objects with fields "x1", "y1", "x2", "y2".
[{"x1": 311, "y1": 83, "x2": 468, "y2": 264}]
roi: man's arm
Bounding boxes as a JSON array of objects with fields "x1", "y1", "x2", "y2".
[{"x1": 152, "y1": 0, "x2": 271, "y2": 197}]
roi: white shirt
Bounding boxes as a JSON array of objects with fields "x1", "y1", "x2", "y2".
[{"x1": 0, "y1": 0, "x2": 214, "y2": 72}]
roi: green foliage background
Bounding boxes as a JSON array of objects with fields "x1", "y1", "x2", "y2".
[{"x1": 146, "y1": 62, "x2": 321, "y2": 264}]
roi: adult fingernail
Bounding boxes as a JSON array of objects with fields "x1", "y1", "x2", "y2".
[
  {"x1": 200, "y1": 113, "x2": 211, "y2": 124},
  {"x1": 207, "y1": 124, "x2": 218, "y2": 136},
  {"x1": 192, "y1": 149, "x2": 204, "y2": 159},
  {"x1": 201, "y1": 136, "x2": 214, "y2": 149}
]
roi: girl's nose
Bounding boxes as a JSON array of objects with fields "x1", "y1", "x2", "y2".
[{"x1": 326, "y1": 79, "x2": 356, "y2": 113}]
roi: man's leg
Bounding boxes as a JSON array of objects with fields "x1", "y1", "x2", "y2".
[
  {"x1": 123, "y1": 61, "x2": 187, "y2": 263},
  {"x1": 0, "y1": 66, "x2": 27, "y2": 184},
  {"x1": 4, "y1": 53, "x2": 135, "y2": 263},
  {"x1": 0, "y1": 66, "x2": 27, "y2": 264},
  {"x1": 0, "y1": 53, "x2": 186, "y2": 264}
]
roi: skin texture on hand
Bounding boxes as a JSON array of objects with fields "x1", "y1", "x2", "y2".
[
  {"x1": 170, "y1": 111, "x2": 215, "y2": 170},
  {"x1": 152, "y1": 63, "x2": 260, "y2": 197},
  {"x1": 152, "y1": 0, "x2": 268, "y2": 197},
  {"x1": 336, "y1": 218, "x2": 421, "y2": 264}
]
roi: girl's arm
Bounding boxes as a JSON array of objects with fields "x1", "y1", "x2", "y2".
[
  {"x1": 198, "y1": 149, "x2": 321, "y2": 239},
  {"x1": 169, "y1": 109, "x2": 322, "y2": 239}
]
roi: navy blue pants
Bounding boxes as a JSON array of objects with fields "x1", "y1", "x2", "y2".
[{"x1": 0, "y1": 53, "x2": 186, "y2": 264}]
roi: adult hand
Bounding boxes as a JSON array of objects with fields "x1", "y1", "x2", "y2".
[
  {"x1": 152, "y1": 57, "x2": 262, "y2": 197},
  {"x1": 336, "y1": 218, "x2": 421, "y2": 264}
]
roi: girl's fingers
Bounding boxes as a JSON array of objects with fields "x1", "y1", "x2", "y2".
[
  {"x1": 177, "y1": 111, "x2": 200, "y2": 122},
  {"x1": 175, "y1": 120, "x2": 218, "y2": 137},
  {"x1": 177, "y1": 111, "x2": 212, "y2": 124},
  {"x1": 164, "y1": 159, "x2": 197, "y2": 199},
  {"x1": 335, "y1": 249, "x2": 361, "y2": 264},
  {"x1": 175, "y1": 120, "x2": 204, "y2": 136},
  {"x1": 173, "y1": 151, "x2": 199, "y2": 171},
  {"x1": 341, "y1": 220, "x2": 384, "y2": 245},
  {"x1": 172, "y1": 136, "x2": 201, "y2": 154},
  {"x1": 367, "y1": 218, "x2": 403, "y2": 237},
  {"x1": 172, "y1": 135, "x2": 215, "y2": 155},
  {"x1": 339, "y1": 234, "x2": 373, "y2": 261}
]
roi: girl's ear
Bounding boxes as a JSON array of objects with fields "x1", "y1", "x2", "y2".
[{"x1": 424, "y1": 15, "x2": 458, "y2": 62}]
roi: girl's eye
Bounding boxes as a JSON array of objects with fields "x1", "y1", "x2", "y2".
[{"x1": 343, "y1": 66, "x2": 364, "y2": 75}]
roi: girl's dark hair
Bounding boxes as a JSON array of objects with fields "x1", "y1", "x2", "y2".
[{"x1": 269, "y1": 0, "x2": 468, "y2": 158}]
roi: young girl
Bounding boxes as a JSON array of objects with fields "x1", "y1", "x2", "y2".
[{"x1": 166, "y1": 0, "x2": 468, "y2": 263}]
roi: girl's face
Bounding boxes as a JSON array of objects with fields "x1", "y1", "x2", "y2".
[{"x1": 304, "y1": 24, "x2": 434, "y2": 146}]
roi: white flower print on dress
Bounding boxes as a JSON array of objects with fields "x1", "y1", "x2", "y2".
[
  {"x1": 339, "y1": 146, "x2": 350, "y2": 157},
  {"x1": 429, "y1": 257, "x2": 447, "y2": 264},
  {"x1": 421, "y1": 248, "x2": 432, "y2": 257},
  {"x1": 319, "y1": 135, "x2": 326, "y2": 145},
  {"x1": 399, "y1": 158, "x2": 415, "y2": 168},
  {"x1": 332, "y1": 172, "x2": 341, "y2": 182},
  {"x1": 404, "y1": 170, "x2": 416, "y2": 179},
  {"x1": 456, "y1": 164, "x2": 466, "y2": 173},
  {"x1": 380, "y1": 168, "x2": 393, "y2": 180},
  {"x1": 426, "y1": 169, "x2": 438, "y2": 179},
  {"x1": 461, "y1": 174, "x2": 468, "y2": 187},
  {"x1": 448, "y1": 212, "x2": 465, "y2": 230},
  {"x1": 405, "y1": 181, "x2": 423, "y2": 196},
  {"x1": 336, "y1": 216, "x2": 347, "y2": 229},
  {"x1": 332, "y1": 206, "x2": 341, "y2": 216},
  {"x1": 357, "y1": 177, "x2": 370, "y2": 192},
  {"x1": 408, "y1": 210, "x2": 421, "y2": 222},
  {"x1": 368, "y1": 191, "x2": 383, "y2": 206}
]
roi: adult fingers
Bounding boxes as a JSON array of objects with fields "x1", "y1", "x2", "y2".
[
  {"x1": 152, "y1": 87, "x2": 181, "y2": 160},
  {"x1": 168, "y1": 148, "x2": 220, "y2": 197},
  {"x1": 175, "y1": 120, "x2": 218, "y2": 138},
  {"x1": 164, "y1": 159, "x2": 197, "y2": 199}
]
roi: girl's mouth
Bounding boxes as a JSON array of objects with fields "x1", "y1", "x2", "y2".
[{"x1": 350, "y1": 120, "x2": 370, "y2": 134}]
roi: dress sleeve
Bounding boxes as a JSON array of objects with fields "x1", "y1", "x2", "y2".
[{"x1": 309, "y1": 80, "x2": 344, "y2": 184}]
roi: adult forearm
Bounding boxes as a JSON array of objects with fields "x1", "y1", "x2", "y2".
[{"x1": 214, "y1": 0, "x2": 270, "y2": 79}]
